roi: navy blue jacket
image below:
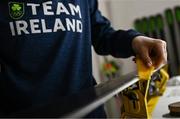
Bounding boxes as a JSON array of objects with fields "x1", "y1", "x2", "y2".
[{"x1": 0, "y1": 0, "x2": 141, "y2": 116}]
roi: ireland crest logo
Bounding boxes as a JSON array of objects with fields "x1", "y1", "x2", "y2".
[{"x1": 9, "y1": 2, "x2": 24, "y2": 19}]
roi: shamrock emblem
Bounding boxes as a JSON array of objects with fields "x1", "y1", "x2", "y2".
[
  {"x1": 11, "y1": 4, "x2": 22, "y2": 11},
  {"x1": 9, "y1": 2, "x2": 24, "y2": 19}
]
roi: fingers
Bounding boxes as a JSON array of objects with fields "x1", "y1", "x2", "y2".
[
  {"x1": 153, "y1": 40, "x2": 167, "y2": 69},
  {"x1": 132, "y1": 36, "x2": 167, "y2": 70},
  {"x1": 139, "y1": 47, "x2": 152, "y2": 68}
]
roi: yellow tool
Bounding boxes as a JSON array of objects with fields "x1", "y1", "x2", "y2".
[
  {"x1": 121, "y1": 58, "x2": 169, "y2": 119},
  {"x1": 136, "y1": 58, "x2": 154, "y2": 80}
]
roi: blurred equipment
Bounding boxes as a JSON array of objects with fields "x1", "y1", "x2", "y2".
[
  {"x1": 155, "y1": 14, "x2": 165, "y2": 40},
  {"x1": 134, "y1": 19, "x2": 143, "y2": 34},
  {"x1": 169, "y1": 101, "x2": 180, "y2": 117},
  {"x1": 149, "y1": 16, "x2": 158, "y2": 38},
  {"x1": 175, "y1": 7, "x2": 180, "y2": 31},
  {"x1": 142, "y1": 17, "x2": 150, "y2": 36},
  {"x1": 120, "y1": 58, "x2": 169, "y2": 119},
  {"x1": 165, "y1": 9, "x2": 180, "y2": 75}
]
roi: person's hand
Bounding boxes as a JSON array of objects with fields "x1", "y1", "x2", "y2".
[{"x1": 132, "y1": 36, "x2": 167, "y2": 69}]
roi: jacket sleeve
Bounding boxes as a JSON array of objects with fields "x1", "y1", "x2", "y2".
[{"x1": 89, "y1": 0, "x2": 142, "y2": 58}]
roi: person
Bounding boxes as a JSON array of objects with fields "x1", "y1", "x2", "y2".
[{"x1": 0, "y1": 0, "x2": 167, "y2": 117}]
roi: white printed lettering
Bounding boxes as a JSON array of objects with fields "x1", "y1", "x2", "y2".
[
  {"x1": 43, "y1": 1, "x2": 54, "y2": 15},
  {"x1": 16, "y1": 20, "x2": 29, "y2": 35},
  {"x1": 56, "y1": 3, "x2": 70, "y2": 15},
  {"x1": 9, "y1": 2, "x2": 84, "y2": 36},
  {"x1": 30, "y1": 19, "x2": 41, "y2": 34},
  {"x1": 53, "y1": 18, "x2": 66, "y2": 32},
  {"x1": 69, "y1": 4, "x2": 82, "y2": 18},
  {"x1": 76, "y1": 20, "x2": 83, "y2": 32},
  {"x1": 9, "y1": 22, "x2": 16, "y2": 36},
  {"x1": 41, "y1": 19, "x2": 52, "y2": 33},
  {"x1": 66, "y1": 18, "x2": 75, "y2": 32},
  {"x1": 27, "y1": 3, "x2": 40, "y2": 15}
]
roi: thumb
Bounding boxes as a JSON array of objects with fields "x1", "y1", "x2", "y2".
[{"x1": 138, "y1": 48, "x2": 152, "y2": 67}]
